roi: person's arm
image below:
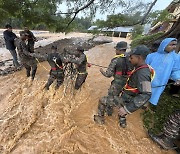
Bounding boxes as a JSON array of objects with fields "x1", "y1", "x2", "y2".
[
  {"x1": 30, "y1": 53, "x2": 48, "y2": 61},
  {"x1": 3, "y1": 31, "x2": 17, "y2": 41},
  {"x1": 69, "y1": 54, "x2": 86, "y2": 65},
  {"x1": 124, "y1": 71, "x2": 152, "y2": 114},
  {"x1": 21, "y1": 41, "x2": 34, "y2": 57},
  {"x1": 29, "y1": 31, "x2": 37, "y2": 41},
  {"x1": 170, "y1": 54, "x2": 180, "y2": 83},
  {"x1": 100, "y1": 58, "x2": 116, "y2": 78}
]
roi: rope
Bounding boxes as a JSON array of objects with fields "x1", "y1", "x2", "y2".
[
  {"x1": 35, "y1": 58, "x2": 49, "y2": 71},
  {"x1": 89, "y1": 63, "x2": 108, "y2": 68},
  {"x1": 152, "y1": 82, "x2": 178, "y2": 88}
]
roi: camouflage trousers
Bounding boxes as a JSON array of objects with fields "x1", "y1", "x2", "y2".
[
  {"x1": 75, "y1": 73, "x2": 88, "y2": 90},
  {"x1": 45, "y1": 70, "x2": 64, "y2": 90},
  {"x1": 97, "y1": 95, "x2": 124, "y2": 117},
  {"x1": 163, "y1": 110, "x2": 180, "y2": 139},
  {"x1": 22, "y1": 59, "x2": 37, "y2": 80},
  {"x1": 101, "y1": 78, "x2": 126, "y2": 116},
  {"x1": 108, "y1": 78, "x2": 126, "y2": 96}
]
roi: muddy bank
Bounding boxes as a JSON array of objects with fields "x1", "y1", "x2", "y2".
[
  {"x1": 0, "y1": 40, "x2": 174, "y2": 154},
  {"x1": 0, "y1": 35, "x2": 112, "y2": 75}
]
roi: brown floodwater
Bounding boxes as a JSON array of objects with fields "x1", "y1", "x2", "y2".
[{"x1": 0, "y1": 43, "x2": 174, "y2": 154}]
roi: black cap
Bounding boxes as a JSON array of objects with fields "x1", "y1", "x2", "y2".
[
  {"x1": 114, "y1": 41, "x2": 128, "y2": 50},
  {"x1": 130, "y1": 45, "x2": 150, "y2": 58},
  {"x1": 77, "y1": 46, "x2": 84, "y2": 52}
]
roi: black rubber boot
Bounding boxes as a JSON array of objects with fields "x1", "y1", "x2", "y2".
[
  {"x1": 119, "y1": 116, "x2": 127, "y2": 128},
  {"x1": 31, "y1": 67, "x2": 37, "y2": 80},
  {"x1": 148, "y1": 131, "x2": 177, "y2": 150}
]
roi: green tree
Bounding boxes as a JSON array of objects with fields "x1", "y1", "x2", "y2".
[{"x1": 0, "y1": 0, "x2": 159, "y2": 31}]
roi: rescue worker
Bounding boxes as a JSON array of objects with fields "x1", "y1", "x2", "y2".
[
  {"x1": 94, "y1": 45, "x2": 154, "y2": 128},
  {"x1": 148, "y1": 110, "x2": 180, "y2": 150},
  {"x1": 99, "y1": 41, "x2": 132, "y2": 116},
  {"x1": 66, "y1": 46, "x2": 88, "y2": 90},
  {"x1": 31, "y1": 45, "x2": 64, "y2": 90},
  {"x1": 24, "y1": 27, "x2": 37, "y2": 53},
  {"x1": 15, "y1": 31, "x2": 37, "y2": 80},
  {"x1": 44, "y1": 46, "x2": 64, "y2": 90}
]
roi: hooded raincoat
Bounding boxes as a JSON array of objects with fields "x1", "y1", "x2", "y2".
[{"x1": 146, "y1": 38, "x2": 180, "y2": 105}]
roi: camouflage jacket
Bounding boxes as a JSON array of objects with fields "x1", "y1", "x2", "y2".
[{"x1": 101, "y1": 55, "x2": 132, "y2": 79}]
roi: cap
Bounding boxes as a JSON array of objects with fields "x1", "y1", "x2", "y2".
[
  {"x1": 130, "y1": 45, "x2": 150, "y2": 58},
  {"x1": 114, "y1": 41, "x2": 128, "y2": 50},
  {"x1": 77, "y1": 46, "x2": 84, "y2": 52}
]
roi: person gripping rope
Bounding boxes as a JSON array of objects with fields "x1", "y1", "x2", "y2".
[
  {"x1": 146, "y1": 38, "x2": 180, "y2": 106},
  {"x1": 15, "y1": 31, "x2": 37, "y2": 80},
  {"x1": 23, "y1": 27, "x2": 37, "y2": 53},
  {"x1": 99, "y1": 41, "x2": 133, "y2": 116},
  {"x1": 31, "y1": 45, "x2": 64, "y2": 90},
  {"x1": 94, "y1": 45, "x2": 154, "y2": 128},
  {"x1": 65, "y1": 46, "x2": 88, "y2": 90}
]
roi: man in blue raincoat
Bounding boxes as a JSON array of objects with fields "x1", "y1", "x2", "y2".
[{"x1": 146, "y1": 38, "x2": 180, "y2": 106}]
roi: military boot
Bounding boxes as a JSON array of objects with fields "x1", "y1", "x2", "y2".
[
  {"x1": 148, "y1": 131, "x2": 177, "y2": 150},
  {"x1": 94, "y1": 103, "x2": 106, "y2": 124}
]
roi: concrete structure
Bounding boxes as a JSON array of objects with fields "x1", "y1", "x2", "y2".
[{"x1": 88, "y1": 26, "x2": 133, "y2": 38}]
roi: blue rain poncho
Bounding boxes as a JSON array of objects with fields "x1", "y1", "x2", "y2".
[{"x1": 146, "y1": 38, "x2": 180, "y2": 105}]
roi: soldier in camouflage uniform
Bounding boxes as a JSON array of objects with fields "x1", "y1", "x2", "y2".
[
  {"x1": 44, "y1": 46, "x2": 64, "y2": 90},
  {"x1": 99, "y1": 41, "x2": 132, "y2": 116},
  {"x1": 94, "y1": 45, "x2": 154, "y2": 128},
  {"x1": 148, "y1": 110, "x2": 180, "y2": 150},
  {"x1": 24, "y1": 27, "x2": 37, "y2": 53},
  {"x1": 31, "y1": 45, "x2": 64, "y2": 90},
  {"x1": 65, "y1": 46, "x2": 88, "y2": 90},
  {"x1": 15, "y1": 31, "x2": 37, "y2": 80}
]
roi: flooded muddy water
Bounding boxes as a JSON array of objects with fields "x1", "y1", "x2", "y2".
[{"x1": 0, "y1": 42, "x2": 174, "y2": 154}]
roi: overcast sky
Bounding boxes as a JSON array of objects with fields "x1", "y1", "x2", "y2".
[
  {"x1": 95, "y1": 0, "x2": 173, "y2": 20},
  {"x1": 58, "y1": 0, "x2": 174, "y2": 20}
]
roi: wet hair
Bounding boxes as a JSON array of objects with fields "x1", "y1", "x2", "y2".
[{"x1": 5, "y1": 24, "x2": 12, "y2": 29}]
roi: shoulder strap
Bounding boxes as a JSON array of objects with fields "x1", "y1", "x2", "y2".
[
  {"x1": 130, "y1": 64, "x2": 155, "y2": 81},
  {"x1": 114, "y1": 54, "x2": 125, "y2": 58}
]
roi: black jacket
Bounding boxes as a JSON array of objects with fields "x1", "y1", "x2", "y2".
[{"x1": 3, "y1": 30, "x2": 17, "y2": 50}]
